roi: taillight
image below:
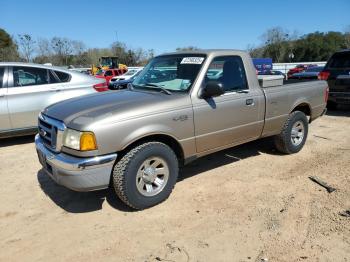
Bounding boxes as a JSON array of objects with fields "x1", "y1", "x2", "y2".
[
  {"x1": 93, "y1": 82, "x2": 109, "y2": 92},
  {"x1": 318, "y1": 70, "x2": 330, "y2": 80},
  {"x1": 324, "y1": 86, "x2": 329, "y2": 103}
]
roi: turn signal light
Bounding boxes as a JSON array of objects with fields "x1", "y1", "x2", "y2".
[{"x1": 80, "y1": 132, "x2": 97, "y2": 151}]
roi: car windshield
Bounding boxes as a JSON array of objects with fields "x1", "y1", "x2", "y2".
[
  {"x1": 124, "y1": 69, "x2": 139, "y2": 76},
  {"x1": 132, "y1": 54, "x2": 206, "y2": 92}
]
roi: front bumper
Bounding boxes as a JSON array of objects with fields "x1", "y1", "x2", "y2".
[{"x1": 35, "y1": 135, "x2": 117, "y2": 191}]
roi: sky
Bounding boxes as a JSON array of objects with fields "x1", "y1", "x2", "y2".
[{"x1": 1, "y1": 0, "x2": 350, "y2": 54}]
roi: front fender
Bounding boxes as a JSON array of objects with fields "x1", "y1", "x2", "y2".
[{"x1": 120, "y1": 124, "x2": 181, "y2": 150}]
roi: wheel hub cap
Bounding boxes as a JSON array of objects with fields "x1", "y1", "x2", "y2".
[
  {"x1": 291, "y1": 120, "x2": 305, "y2": 146},
  {"x1": 143, "y1": 167, "x2": 157, "y2": 183},
  {"x1": 136, "y1": 157, "x2": 169, "y2": 197}
]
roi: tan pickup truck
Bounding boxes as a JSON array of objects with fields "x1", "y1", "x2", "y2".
[{"x1": 35, "y1": 50, "x2": 328, "y2": 209}]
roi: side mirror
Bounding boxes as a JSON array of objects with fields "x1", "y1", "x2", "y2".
[{"x1": 200, "y1": 81, "x2": 225, "y2": 99}]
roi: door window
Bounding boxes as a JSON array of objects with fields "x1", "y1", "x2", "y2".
[
  {"x1": 54, "y1": 70, "x2": 71, "y2": 82},
  {"x1": 205, "y1": 56, "x2": 248, "y2": 92},
  {"x1": 48, "y1": 70, "x2": 59, "y2": 83},
  {"x1": 105, "y1": 70, "x2": 113, "y2": 76},
  {"x1": 12, "y1": 67, "x2": 49, "y2": 87}
]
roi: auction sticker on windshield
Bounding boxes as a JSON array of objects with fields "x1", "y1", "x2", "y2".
[{"x1": 181, "y1": 57, "x2": 204, "y2": 64}]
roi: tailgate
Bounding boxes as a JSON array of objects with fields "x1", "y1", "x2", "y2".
[{"x1": 331, "y1": 74, "x2": 350, "y2": 92}]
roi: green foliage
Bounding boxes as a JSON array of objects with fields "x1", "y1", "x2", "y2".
[
  {"x1": 0, "y1": 28, "x2": 20, "y2": 62},
  {"x1": 250, "y1": 28, "x2": 349, "y2": 62},
  {"x1": 293, "y1": 31, "x2": 347, "y2": 62}
]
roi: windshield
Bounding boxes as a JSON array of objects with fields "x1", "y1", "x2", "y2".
[
  {"x1": 124, "y1": 69, "x2": 139, "y2": 76},
  {"x1": 132, "y1": 54, "x2": 206, "y2": 92}
]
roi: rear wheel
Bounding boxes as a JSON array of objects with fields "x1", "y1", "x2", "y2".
[
  {"x1": 274, "y1": 111, "x2": 308, "y2": 154},
  {"x1": 112, "y1": 142, "x2": 179, "y2": 209}
]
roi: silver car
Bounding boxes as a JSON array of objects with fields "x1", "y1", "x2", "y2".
[{"x1": 0, "y1": 63, "x2": 106, "y2": 138}]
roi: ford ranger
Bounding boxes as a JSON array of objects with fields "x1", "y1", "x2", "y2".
[{"x1": 35, "y1": 50, "x2": 328, "y2": 209}]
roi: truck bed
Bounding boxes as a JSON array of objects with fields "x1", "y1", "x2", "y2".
[{"x1": 261, "y1": 79, "x2": 327, "y2": 137}]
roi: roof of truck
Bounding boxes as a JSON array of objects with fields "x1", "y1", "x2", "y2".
[{"x1": 158, "y1": 49, "x2": 246, "y2": 57}]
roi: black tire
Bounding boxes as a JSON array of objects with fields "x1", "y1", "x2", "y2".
[
  {"x1": 112, "y1": 142, "x2": 178, "y2": 210},
  {"x1": 274, "y1": 111, "x2": 308, "y2": 154}
]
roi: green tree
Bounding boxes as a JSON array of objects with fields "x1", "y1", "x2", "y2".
[
  {"x1": 261, "y1": 27, "x2": 290, "y2": 62},
  {"x1": 293, "y1": 31, "x2": 347, "y2": 61},
  {"x1": 0, "y1": 28, "x2": 20, "y2": 61}
]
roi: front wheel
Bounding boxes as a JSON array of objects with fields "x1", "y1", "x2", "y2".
[
  {"x1": 274, "y1": 111, "x2": 309, "y2": 154},
  {"x1": 112, "y1": 142, "x2": 179, "y2": 209}
]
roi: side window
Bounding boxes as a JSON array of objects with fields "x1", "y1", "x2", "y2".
[
  {"x1": 54, "y1": 70, "x2": 71, "y2": 82},
  {"x1": 105, "y1": 70, "x2": 113, "y2": 76},
  {"x1": 49, "y1": 70, "x2": 59, "y2": 84},
  {"x1": 0, "y1": 67, "x2": 4, "y2": 88},
  {"x1": 13, "y1": 67, "x2": 49, "y2": 87},
  {"x1": 205, "y1": 56, "x2": 248, "y2": 92}
]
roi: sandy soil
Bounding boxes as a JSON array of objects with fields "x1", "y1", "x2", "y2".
[{"x1": 0, "y1": 109, "x2": 349, "y2": 262}]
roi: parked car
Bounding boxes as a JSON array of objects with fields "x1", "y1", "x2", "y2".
[
  {"x1": 258, "y1": 70, "x2": 286, "y2": 80},
  {"x1": 289, "y1": 66, "x2": 324, "y2": 80},
  {"x1": 319, "y1": 49, "x2": 350, "y2": 109},
  {"x1": 109, "y1": 67, "x2": 143, "y2": 83},
  {"x1": 287, "y1": 64, "x2": 317, "y2": 78},
  {"x1": 109, "y1": 70, "x2": 142, "y2": 90},
  {"x1": 95, "y1": 68, "x2": 126, "y2": 85},
  {"x1": 35, "y1": 50, "x2": 327, "y2": 210},
  {"x1": 0, "y1": 62, "x2": 106, "y2": 138}
]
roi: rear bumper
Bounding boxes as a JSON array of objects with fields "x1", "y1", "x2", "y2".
[
  {"x1": 328, "y1": 92, "x2": 350, "y2": 105},
  {"x1": 35, "y1": 135, "x2": 117, "y2": 191}
]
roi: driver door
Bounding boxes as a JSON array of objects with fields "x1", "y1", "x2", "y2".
[{"x1": 192, "y1": 56, "x2": 264, "y2": 153}]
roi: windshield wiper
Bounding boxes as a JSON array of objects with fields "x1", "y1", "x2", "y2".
[{"x1": 142, "y1": 83, "x2": 172, "y2": 95}]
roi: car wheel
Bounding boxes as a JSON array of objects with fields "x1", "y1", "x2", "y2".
[
  {"x1": 112, "y1": 142, "x2": 179, "y2": 209},
  {"x1": 274, "y1": 111, "x2": 309, "y2": 154}
]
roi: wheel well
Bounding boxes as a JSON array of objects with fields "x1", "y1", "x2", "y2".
[
  {"x1": 121, "y1": 134, "x2": 184, "y2": 164},
  {"x1": 292, "y1": 103, "x2": 311, "y2": 117}
]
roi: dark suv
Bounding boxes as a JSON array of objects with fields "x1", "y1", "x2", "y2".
[{"x1": 319, "y1": 49, "x2": 350, "y2": 109}]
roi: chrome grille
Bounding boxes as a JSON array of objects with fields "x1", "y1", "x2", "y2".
[{"x1": 38, "y1": 113, "x2": 65, "y2": 152}]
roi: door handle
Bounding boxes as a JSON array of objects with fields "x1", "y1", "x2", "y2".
[
  {"x1": 246, "y1": 99, "x2": 254, "y2": 106},
  {"x1": 50, "y1": 88, "x2": 61, "y2": 92}
]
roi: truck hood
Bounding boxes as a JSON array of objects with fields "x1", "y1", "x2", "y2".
[{"x1": 43, "y1": 90, "x2": 189, "y2": 130}]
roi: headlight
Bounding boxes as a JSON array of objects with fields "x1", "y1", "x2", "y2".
[{"x1": 63, "y1": 129, "x2": 97, "y2": 151}]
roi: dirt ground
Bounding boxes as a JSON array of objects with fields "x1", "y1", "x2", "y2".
[{"x1": 0, "y1": 109, "x2": 349, "y2": 262}]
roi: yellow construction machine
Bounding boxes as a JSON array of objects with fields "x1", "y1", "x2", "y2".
[{"x1": 91, "y1": 56, "x2": 128, "y2": 75}]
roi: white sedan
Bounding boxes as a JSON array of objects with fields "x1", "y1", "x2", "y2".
[{"x1": 109, "y1": 67, "x2": 143, "y2": 83}]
